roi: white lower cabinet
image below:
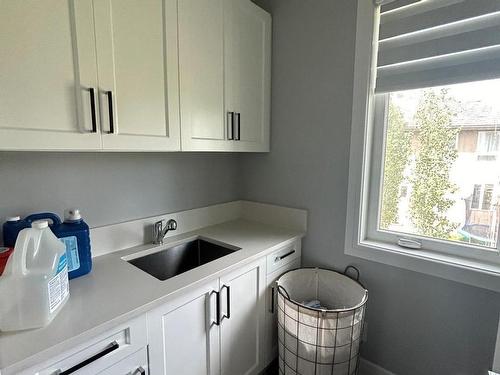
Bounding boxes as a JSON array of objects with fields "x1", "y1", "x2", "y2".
[
  {"x1": 147, "y1": 258, "x2": 266, "y2": 375},
  {"x1": 97, "y1": 347, "x2": 148, "y2": 375},
  {"x1": 19, "y1": 315, "x2": 148, "y2": 375},
  {"x1": 219, "y1": 259, "x2": 266, "y2": 375},
  {"x1": 16, "y1": 243, "x2": 302, "y2": 375},
  {"x1": 263, "y1": 240, "x2": 302, "y2": 369},
  {"x1": 148, "y1": 278, "x2": 221, "y2": 375}
]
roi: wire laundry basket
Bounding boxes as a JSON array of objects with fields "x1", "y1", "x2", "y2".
[{"x1": 276, "y1": 267, "x2": 368, "y2": 375}]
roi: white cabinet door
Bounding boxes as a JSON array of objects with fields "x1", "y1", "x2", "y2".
[
  {"x1": 224, "y1": 0, "x2": 271, "y2": 152},
  {"x1": 0, "y1": 0, "x2": 102, "y2": 150},
  {"x1": 148, "y1": 279, "x2": 220, "y2": 375},
  {"x1": 93, "y1": 0, "x2": 180, "y2": 151},
  {"x1": 219, "y1": 259, "x2": 266, "y2": 375},
  {"x1": 178, "y1": 0, "x2": 232, "y2": 152}
]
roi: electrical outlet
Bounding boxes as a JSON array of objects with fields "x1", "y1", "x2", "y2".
[{"x1": 362, "y1": 322, "x2": 368, "y2": 343}]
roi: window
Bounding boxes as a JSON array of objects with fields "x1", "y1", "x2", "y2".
[
  {"x1": 482, "y1": 184, "x2": 494, "y2": 210},
  {"x1": 471, "y1": 184, "x2": 495, "y2": 210},
  {"x1": 346, "y1": 0, "x2": 500, "y2": 290},
  {"x1": 478, "y1": 131, "x2": 500, "y2": 154},
  {"x1": 472, "y1": 184, "x2": 482, "y2": 210},
  {"x1": 375, "y1": 80, "x2": 500, "y2": 250}
]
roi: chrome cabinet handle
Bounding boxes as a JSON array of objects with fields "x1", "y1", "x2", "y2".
[
  {"x1": 88, "y1": 88, "x2": 97, "y2": 133},
  {"x1": 106, "y1": 91, "x2": 115, "y2": 134},
  {"x1": 55, "y1": 341, "x2": 119, "y2": 375}
]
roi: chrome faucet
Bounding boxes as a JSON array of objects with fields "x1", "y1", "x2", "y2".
[{"x1": 152, "y1": 219, "x2": 178, "y2": 245}]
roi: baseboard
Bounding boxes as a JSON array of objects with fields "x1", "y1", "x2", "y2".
[
  {"x1": 260, "y1": 357, "x2": 395, "y2": 375},
  {"x1": 359, "y1": 358, "x2": 397, "y2": 375}
]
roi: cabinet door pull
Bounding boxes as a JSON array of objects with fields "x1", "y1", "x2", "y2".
[
  {"x1": 235, "y1": 113, "x2": 241, "y2": 141},
  {"x1": 221, "y1": 284, "x2": 231, "y2": 320},
  {"x1": 106, "y1": 91, "x2": 115, "y2": 134},
  {"x1": 275, "y1": 249, "x2": 295, "y2": 263},
  {"x1": 227, "y1": 112, "x2": 234, "y2": 140},
  {"x1": 211, "y1": 290, "x2": 221, "y2": 326},
  {"x1": 56, "y1": 341, "x2": 119, "y2": 375},
  {"x1": 270, "y1": 286, "x2": 275, "y2": 314},
  {"x1": 88, "y1": 88, "x2": 97, "y2": 133},
  {"x1": 133, "y1": 366, "x2": 146, "y2": 375}
]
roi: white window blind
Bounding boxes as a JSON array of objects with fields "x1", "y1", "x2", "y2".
[{"x1": 376, "y1": 0, "x2": 500, "y2": 92}]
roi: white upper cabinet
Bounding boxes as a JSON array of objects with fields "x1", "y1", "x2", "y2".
[
  {"x1": 0, "y1": 1, "x2": 102, "y2": 150},
  {"x1": 225, "y1": 0, "x2": 272, "y2": 152},
  {"x1": 178, "y1": 0, "x2": 228, "y2": 151},
  {"x1": 0, "y1": 0, "x2": 180, "y2": 151},
  {"x1": 179, "y1": 0, "x2": 271, "y2": 152},
  {"x1": 0, "y1": 0, "x2": 270, "y2": 152},
  {"x1": 93, "y1": 0, "x2": 180, "y2": 151}
]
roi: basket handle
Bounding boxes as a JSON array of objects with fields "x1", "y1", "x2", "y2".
[
  {"x1": 343, "y1": 265, "x2": 360, "y2": 282},
  {"x1": 277, "y1": 284, "x2": 291, "y2": 299}
]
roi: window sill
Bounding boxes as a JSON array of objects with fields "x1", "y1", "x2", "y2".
[{"x1": 345, "y1": 238, "x2": 500, "y2": 292}]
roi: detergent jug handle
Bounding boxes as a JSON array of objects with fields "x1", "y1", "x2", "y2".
[
  {"x1": 25, "y1": 213, "x2": 62, "y2": 227},
  {"x1": 8, "y1": 228, "x2": 32, "y2": 275}
]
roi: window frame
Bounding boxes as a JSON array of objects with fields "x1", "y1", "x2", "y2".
[{"x1": 345, "y1": 0, "x2": 500, "y2": 292}]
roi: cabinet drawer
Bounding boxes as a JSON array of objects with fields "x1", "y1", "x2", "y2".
[
  {"x1": 266, "y1": 240, "x2": 301, "y2": 275},
  {"x1": 22, "y1": 315, "x2": 147, "y2": 375},
  {"x1": 97, "y1": 347, "x2": 148, "y2": 375},
  {"x1": 266, "y1": 258, "x2": 301, "y2": 312}
]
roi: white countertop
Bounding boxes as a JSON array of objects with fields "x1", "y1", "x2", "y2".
[{"x1": 0, "y1": 219, "x2": 304, "y2": 374}]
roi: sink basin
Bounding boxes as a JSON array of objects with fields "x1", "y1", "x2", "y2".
[{"x1": 127, "y1": 238, "x2": 239, "y2": 281}]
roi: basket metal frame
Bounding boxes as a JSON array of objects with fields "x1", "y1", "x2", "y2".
[{"x1": 276, "y1": 266, "x2": 368, "y2": 375}]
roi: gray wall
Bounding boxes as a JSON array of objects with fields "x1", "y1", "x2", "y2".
[
  {"x1": 0, "y1": 152, "x2": 240, "y2": 239},
  {"x1": 243, "y1": 1, "x2": 500, "y2": 374}
]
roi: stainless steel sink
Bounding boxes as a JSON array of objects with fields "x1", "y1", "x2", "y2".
[{"x1": 127, "y1": 238, "x2": 239, "y2": 281}]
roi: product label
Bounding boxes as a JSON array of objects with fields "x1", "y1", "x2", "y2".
[
  {"x1": 60, "y1": 236, "x2": 80, "y2": 272},
  {"x1": 48, "y1": 253, "x2": 69, "y2": 313}
]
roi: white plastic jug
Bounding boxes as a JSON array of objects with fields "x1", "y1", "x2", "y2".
[{"x1": 0, "y1": 220, "x2": 69, "y2": 331}]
